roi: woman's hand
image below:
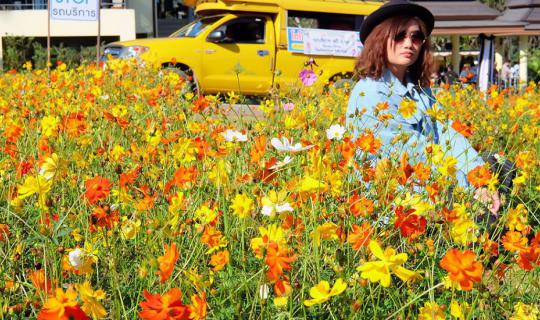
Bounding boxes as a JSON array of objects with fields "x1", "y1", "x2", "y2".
[{"x1": 474, "y1": 187, "x2": 501, "y2": 215}]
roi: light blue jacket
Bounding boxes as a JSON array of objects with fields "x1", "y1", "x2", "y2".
[{"x1": 346, "y1": 69, "x2": 484, "y2": 188}]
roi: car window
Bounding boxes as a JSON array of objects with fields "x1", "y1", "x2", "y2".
[
  {"x1": 287, "y1": 11, "x2": 362, "y2": 31},
  {"x1": 171, "y1": 16, "x2": 223, "y2": 38},
  {"x1": 212, "y1": 17, "x2": 266, "y2": 44}
]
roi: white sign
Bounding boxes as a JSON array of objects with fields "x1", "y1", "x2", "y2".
[
  {"x1": 50, "y1": 0, "x2": 99, "y2": 21},
  {"x1": 302, "y1": 29, "x2": 362, "y2": 57}
]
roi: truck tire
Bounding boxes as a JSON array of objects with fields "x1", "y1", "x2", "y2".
[{"x1": 161, "y1": 65, "x2": 200, "y2": 96}]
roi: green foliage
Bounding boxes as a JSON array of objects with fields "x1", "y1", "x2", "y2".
[
  {"x1": 2, "y1": 37, "x2": 98, "y2": 71},
  {"x1": 2, "y1": 36, "x2": 35, "y2": 71},
  {"x1": 528, "y1": 47, "x2": 540, "y2": 82}
]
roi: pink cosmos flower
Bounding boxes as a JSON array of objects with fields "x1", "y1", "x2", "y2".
[
  {"x1": 283, "y1": 103, "x2": 295, "y2": 111},
  {"x1": 299, "y1": 69, "x2": 317, "y2": 86}
]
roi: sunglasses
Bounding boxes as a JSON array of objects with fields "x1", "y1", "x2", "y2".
[{"x1": 394, "y1": 31, "x2": 426, "y2": 46}]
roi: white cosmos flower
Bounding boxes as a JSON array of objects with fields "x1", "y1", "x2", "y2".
[
  {"x1": 68, "y1": 248, "x2": 83, "y2": 269},
  {"x1": 261, "y1": 202, "x2": 294, "y2": 216},
  {"x1": 271, "y1": 137, "x2": 314, "y2": 153},
  {"x1": 269, "y1": 156, "x2": 293, "y2": 170},
  {"x1": 258, "y1": 284, "x2": 270, "y2": 299},
  {"x1": 326, "y1": 124, "x2": 345, "y2": 140},
  {"x1": 221, "y1": 129, "x2": 248, "y2": 142}
]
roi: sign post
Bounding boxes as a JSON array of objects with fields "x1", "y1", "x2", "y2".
[{"x1": 48, "y1": 0, "x2": 100, "y2": 69}]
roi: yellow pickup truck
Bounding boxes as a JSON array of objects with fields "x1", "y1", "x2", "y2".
[{"x1": 102, "y1": 0, "x2": 381, "y2": 94}]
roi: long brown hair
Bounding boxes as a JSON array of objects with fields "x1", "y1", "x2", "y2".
[{"x1": 355, "y1": 15, "x2": 434, "y2": 87}]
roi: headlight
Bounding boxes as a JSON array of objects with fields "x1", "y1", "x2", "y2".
[{"x1": 119, "y1": 46, "x2": 150, "y2": 59}]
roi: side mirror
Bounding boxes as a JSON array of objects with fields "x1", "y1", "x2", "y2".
[{"x1": 207, "y1": 30, "x2": 225, "y2": 43}]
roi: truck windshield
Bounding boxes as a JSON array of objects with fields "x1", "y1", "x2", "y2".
[{"x1": 170, "y1": 16, "x2": 223, "y2": 38}]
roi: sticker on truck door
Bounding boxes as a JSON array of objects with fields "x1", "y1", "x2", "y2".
[{"x1": 287, "y1": 28, "x2": 363, "y2": 57}]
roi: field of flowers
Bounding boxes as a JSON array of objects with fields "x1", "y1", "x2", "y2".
[{"x1": 0, "y1": 60, "x2": 539, "y2": 319}]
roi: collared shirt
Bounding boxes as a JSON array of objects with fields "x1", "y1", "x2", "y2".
[{"x1": 346, "y1": 69, "x2": 484, "y2": 188}]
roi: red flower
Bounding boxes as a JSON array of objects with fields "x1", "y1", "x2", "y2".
[
  {"x1": 139, "y1": 288, "x2": 190, "y2": 320},
  {"x1": 394, "y1": 206, "x2": 426, "y2": 241},
  {"x1": 89, "y1": 205, "x2": 119, "y2": 232},
  {"x1": 84, "y1": 176, "x2": 112, "y2": 204}
]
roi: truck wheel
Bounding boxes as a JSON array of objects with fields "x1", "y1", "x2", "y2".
[
  {"x1": 327, "y1": 73, "x2": 355, "y2": 94},
  {"x1": 162, "y1": 67, "x2": 200, "y2": 96}
]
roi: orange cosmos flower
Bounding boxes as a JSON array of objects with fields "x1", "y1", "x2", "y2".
[
  {"x1": 29, "y1": 269, "x2": 54, "y2": 294},
  {"x1": 62, "y1": 113, "x2": 89, "y2": 137},
  {"x1": 209, "y1": 250, "x2": 230, "y2": 271},
  {"x1": 191, "y1": 95, "x2": 209, "y2": 113},
  {"x1": 119, "y1": 166, "x2": 142, "y2": 188},
  {"x1": 250, "y1": 136, "x2": 267, "y2": 163},
  {"x1": 356, "y1": 131, "x2": 381, "y2": 154},
  {"x1": 440, "y1": 249, "x2": 483, "y2": 291},
  {"x1": 188, "y1": 293, "x2": 207, "y2": 320},
  {"x1": 451, "y1": 120, "x2": 473, "y2": 138},
  {"x1": 83, "y1": 176, "x2": 112, "y2": 204},
  {"x1": 37, "y1": 286, "x2": 89, "y2": 320},
  {"x1": 413, "y1": 162, "x2": 431, "y2": 183},
  {"x1": 347, "y1": 222, "x2": 372, "y2": 250},
  {"x1": 467, "y1": 165, "x2": 492, "y2": 188},
  {"x1": 265, "y1": 242, "x2": 297, "y2": 282},
  {"x1": 348, "y1": 194, "x2": 374, "y2": 217},
  {"x1": 340, "y1": 138, "x2": 356, "y2": 162},
  {"x1": 501, "y1": 231, "x2": 528, "y2": 252},
  {"x1": 139, "y1": 288, "x2": 190, "y2": 320},
  {"x1": 398, "y1": 153, "x2": 414, "y2": 185},
  {"x1": 157, "y1": 243, "x2": 179, "y2": 283},
  {"x1": 4, "y1": 124, "x2": 24, "y2": 143},
  {"x1": 89, "y1": 205, "x2": 119, "y2": 232},
  {"x1": 200, "y1": 226, "x2": 225, "y2": 250},
  {"x1": 164, "y1": 166, "x2": 197, "y2": 194},
  {"x1": 517, "y1": 244, "x2": 540, "y2": 271},
  {"x1": 0, "y1": 224, "x2": 10, "y2": 241}
]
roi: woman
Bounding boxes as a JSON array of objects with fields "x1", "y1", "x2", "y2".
[{"x1": 346, "y1": 0, "x2": 500, "y2": 214}]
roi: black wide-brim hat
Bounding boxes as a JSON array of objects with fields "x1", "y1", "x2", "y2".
[{"x1": 360, "y1": 0, "x2": 435, "y2": 44}]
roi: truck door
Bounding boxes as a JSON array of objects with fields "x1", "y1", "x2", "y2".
[{"x1": 202, "y1": 15, "x2": 275, "y2": 94}]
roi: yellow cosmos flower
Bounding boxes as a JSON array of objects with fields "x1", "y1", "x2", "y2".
[
  {"x1": 76, "y1": 281, "x2": 107, "y2": 319},
  {"x1": 506, "y1": 204, "x2": 529, "y2": 232},
  {"x1": 39, "y1": 153, "x2": 67, "y2": 181},
  {"x1": 195, "y1": 205, "x2": 218, "y2": 226},
  {"x1": 357, "y1": 240, "x2": 421, "y2": 287},
  {"x1": 437, "y1": 156, "x2": 458, "y2": 178},
  {"x1": 120, "y1": 217, "x2": 141, "y2": 240},
  {"x1": 303, "y1": 278, "x2": 347, "y2": 307},
  {"x1": 450, "y1": 300, "x2": 470, "y2": 319},
  {"x1": 17, "y1": 175, "x2": 52, "y2": 209},
  {"x1": 250, "y1": 224, "x2": 287, "y2": 259},
  {"x1": 230, "y1": 193, "x2": 254, "y2": 218},
  {"x1": 398, "y1": 98, "x2": 417, "y2": 119},
  {"x1": 510, "y1": 302, "x2": 539, "y2": 320},
  {"x1": 296, "y1": 175, "x2": 328, "y2": 193},
  {"x1": 40, "y1": 115, "x2": 60, "y2": 137},
  {"x1": 145, "y1": 128, "x2": 162, "y2": 147},
  {"x1": 172, "y1": 138, "x2": 197, "y2": 163},
  {"x1": 313, "y1": 222, "x2": 339, "y2": 245},
  {"x1": 418, "y1": 301, "x2": 445, "y2": 320}
]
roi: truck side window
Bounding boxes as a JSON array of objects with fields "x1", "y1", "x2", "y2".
[
  {"x1": 213, "y1": 17, "x2": 266, "y2": 44},
  {"x1": 287, "y1": 11, "x2": 359, "y2": 31}
]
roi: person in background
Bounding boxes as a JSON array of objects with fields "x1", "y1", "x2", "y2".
[
  {"x1": 346, "y1": 0, "x2": 500, "y2": 214},
  {"x1": 443, "y1": 65, "x2": 458, "y2": 84},
  {"x1": 501, "y1": 60, "x2": 511, "y2": 88},
  {"x1": 511, "y1": 62, "x2": 520, "y2": 87}
]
